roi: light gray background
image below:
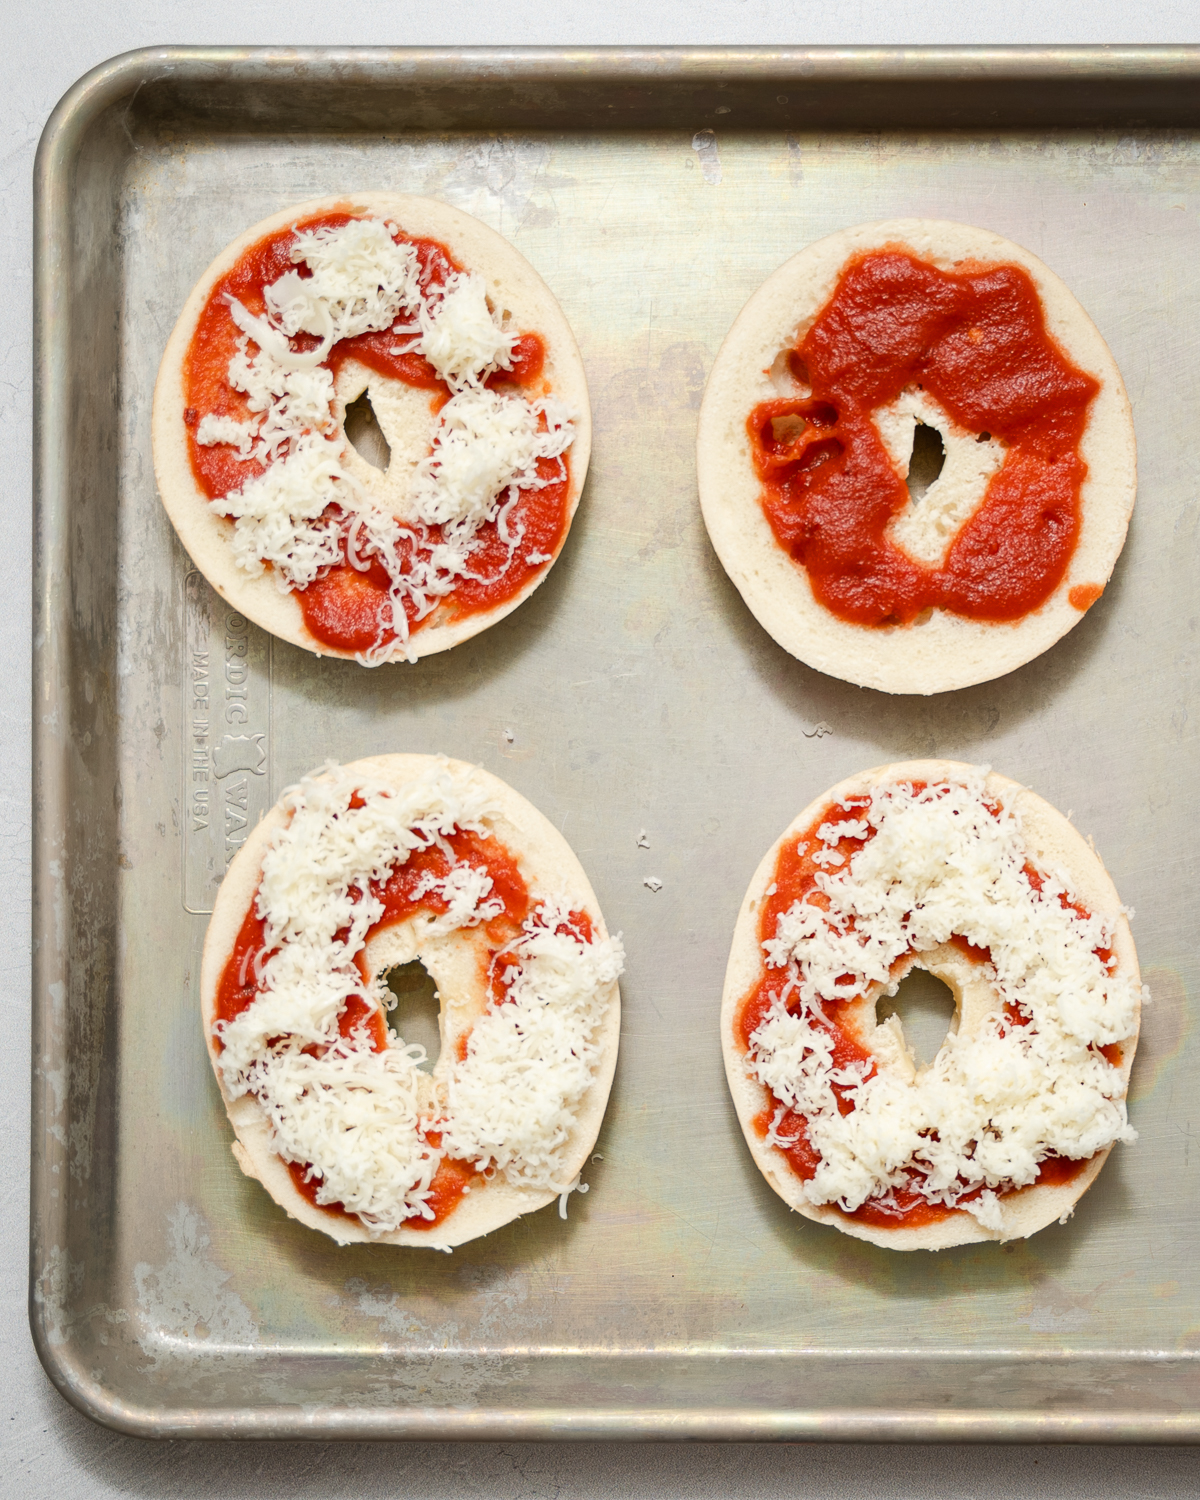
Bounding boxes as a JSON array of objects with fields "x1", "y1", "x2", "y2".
[{"x1": 12, "y1": 3, "x2": 1200, "y2": 1495}]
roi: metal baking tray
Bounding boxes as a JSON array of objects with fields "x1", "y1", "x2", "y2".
[{"x1": 31, "y1": 45, "x2": 1200, "y2": 1441}]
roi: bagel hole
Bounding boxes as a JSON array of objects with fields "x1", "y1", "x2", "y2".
[
  {"x1": 769, "y1": 413, "x2": 807, "y2": 447},
  {"x1": 787, "y1": 349, "x2": 810, "y2": 387},
  {"x1": 906, "y1": 421, "x2": 945, "y2": 503},
  {"x1": 877, "y1": 969, "x2": 957, "y2": 1069},
  {"x1": 344, "y1": 391, "x2": 391, "y2": 473},
  {"x1": 385, "y1": 960, "x2": 440, "y2": 1072},
  {"x1": 769, "y1": 347, "x2": 810, "y2": 392}
]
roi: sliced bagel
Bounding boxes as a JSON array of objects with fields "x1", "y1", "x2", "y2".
[
  {"x1": 201, "y1": 755, "x2": 622, "y2": 1249},
  {"x1": 154, "y1": 194, "x2": 591, "y2": 662},
  {"x1": 721, "y1": 760, "x2": 1141, "y2": 1249},
  {"x1": 698, "y1": 220, "x2": 1136, "y2": 695}
]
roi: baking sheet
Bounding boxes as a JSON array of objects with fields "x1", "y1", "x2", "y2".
[{"x1": 31, "y1": 46, "x2": 1200, "y2": 1439}]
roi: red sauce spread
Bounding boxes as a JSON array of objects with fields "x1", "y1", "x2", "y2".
[
  {"x1": 1068, "y1": 582, "x2": 1104, "y2": 612},
  {"x1": 183, "y1": 212, "x2": 569, "y2": 653},
  {"x1": 737, "y1": 788, "x2": 1104, "y2": 1228},
  {"x1": 213, "y1": 817, "x2": 597, "y2": 1231},
  {"x1": 748, "y1": 250, "x2": 1100, "y2": 627}
]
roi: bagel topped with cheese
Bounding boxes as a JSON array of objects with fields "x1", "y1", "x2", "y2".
[
  {"x1": 201, "y1": 755, "x2": 623, "y2": 1249},
  {"x1": 721, "y1": 761, "x2": 1142, "y2": 1250},
  {"x1": 154, "y1": 194, "x2": 590, "y2": 663},
  {"x1": 698, "y1": 220, "x2": 1136, "y2": 695}
]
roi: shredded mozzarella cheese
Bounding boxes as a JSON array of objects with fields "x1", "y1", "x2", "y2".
[
  {"x1": 214, "y1": 762, "x2": 623, "y2": 1236},
  {"x1": 265, "y1": 218, "x2": 423, "y2": 355},
  {"x1": 196, "y1": 413, "x2": 256, "y2": 457},
  {"x1": 747, "y1": 770, "x2": 1140, "y2": 1220},
  {"x1": 417, "y1": 271, "x2": 518, "y2": 390},
  {"x1": 413, "y1": 388, "x2": 573, "y2": 532}
]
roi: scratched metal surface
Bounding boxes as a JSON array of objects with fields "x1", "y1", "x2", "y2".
[{"x1": 31, "y1": 49, "x2": 1200, "y2": 1439}]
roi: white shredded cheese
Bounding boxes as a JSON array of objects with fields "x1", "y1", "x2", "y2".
[
  {"x1": 440, "y1": 898, "x2": 623, "y2": 1184},
  {"x1": 413, "y1": 388, "x2": 573, "y2": 533},
  {"x1": 557, "y1": 1176, "x2": 589, "y2": 1219},
  {"x1": 265, "y1": 218, "x2": 423, "y2": 355},
  {"x1": 196, "y1": 413, "x2": 256, "y2": 457},
  {"x1": 218, "y1": 433, "x2": 347, "y2": 586},
  {"x1": 417, "y1": 271, "x2": 518, "y2": 390},
  {"x1": 746, "y1": 771, "x2": 1139, "y2": 1218},
  {"x1": 215, "y1": 762, "x2": 623, "y2": 1236},
  {"x1": 194, "y1": 215, "x2": 574, "y2": 659}
]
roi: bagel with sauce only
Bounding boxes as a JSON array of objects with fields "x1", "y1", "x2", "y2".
[
  {"x1": 154, "y1": 194, "x2": 591, "y2": 663},
  {"x1": 201, "y1": 756, "x2": 623, "y2": 1249},
  {"x1": 698, "y1": 221, "x2": 1136, "y2": 694},
  {"x1": 721, "y1": 761, "x2": 1142, "y2": 1249}
]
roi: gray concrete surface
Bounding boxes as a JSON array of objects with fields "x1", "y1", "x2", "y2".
[{"x1": 10, "y1": 1, "x2": 1200, "y2": 1493}]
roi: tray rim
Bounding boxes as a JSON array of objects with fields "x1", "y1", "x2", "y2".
[{"x1": 31, "y1": 41, "x2": 1200, "y2": 1443}]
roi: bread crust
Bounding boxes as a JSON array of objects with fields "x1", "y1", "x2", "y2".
[
  {"x1": 720, "y1": 760, "x2": 1141, "y2": 1250},
  {"x1": 697, "y1": 220, "x2": 1137, "y2": 695},
  {"x1": 153, "y1": 194, "x2": 591, "y2": 661},
  {"x1": 200, "y1": 755, "x2": 621, "y2": 1249}
]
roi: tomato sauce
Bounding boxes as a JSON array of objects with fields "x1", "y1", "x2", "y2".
[
  {"x1": 737, "y1": 788, "x2": 1104, "y2": 1228},
  {"x1": 749, "y1": 250, "x2": 1100, "y2": 627},
  {"x1": 182, "y1": 212, "x2": 570, "y2": 653},
  {"x1": 285, "y1": 1146, "x2": 479, "y2": 1231},
  {"x1": 212, "y1": 813, "x2": 591, "y2": 1231}
]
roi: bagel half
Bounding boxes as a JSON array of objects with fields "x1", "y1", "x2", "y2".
[
  {"x1": 698, "y1": 220, "x2": 1136, "y2": 694},
  {"x1": 201, "y1": 755, "x2": 622, "y2": 1249},
  {"x1": 154, "y1": 194, "x2": 591, "y2": 662},
  {"x1": 721, "y1": 760, "x2": 1142, "y2": 1249}
]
